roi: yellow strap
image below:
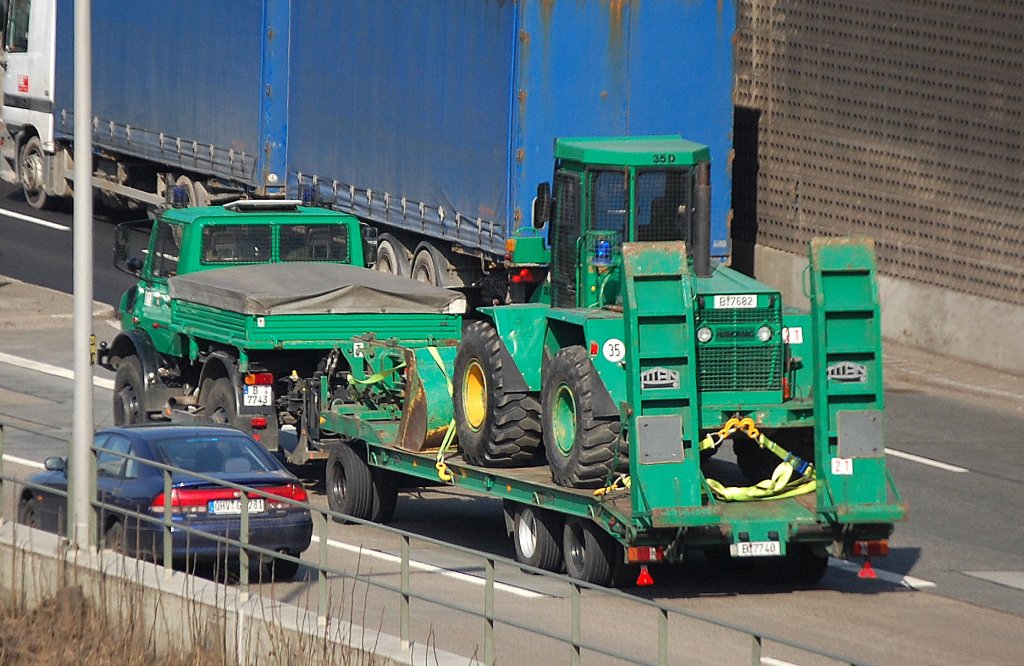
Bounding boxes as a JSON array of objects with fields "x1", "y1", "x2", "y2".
[
  {"x1": 701, "y1": 422, "x2": 817, "y2": 502},
  {"x1": 427, "y1": 347, "x2": 457, "y2": 482},
  {"x1": 348, "y1": 361, "x2": 407, "y2": 386}
]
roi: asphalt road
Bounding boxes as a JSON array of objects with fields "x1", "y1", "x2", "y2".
[{"x1": 0, "y1": 184, "x2": 1022, "y2": 664}]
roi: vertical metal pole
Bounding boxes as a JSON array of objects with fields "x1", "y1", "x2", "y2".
[
  {"x1": 317, "y1": 511, "x2": 328, "y2": 627},
  {"x1": 571, "y1": 582, "x2": 581, "y2": 666},
  {"x1": 0, "y1": 424, "x2": 6, "y2": 524},
  {"x1": 658, "y1": 608, "x2": 668, "y2": 665},
  {"x1": 71, "y1": 0, "x2": 95, "y2": 550},
  {"x1": 484, "y1": 558, "x2": 495, "y2": 666},
  {"x1": 162, "y1": 469, "x2": 172, "y2": 577},
  {"x1": 401, "y1": 534, "x2": 411, "y2": 651},
  {"x1": 239, "y1": 490, "x2": 250, "y2": 599}
]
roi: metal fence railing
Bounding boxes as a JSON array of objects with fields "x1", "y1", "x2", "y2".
[{"x1": 0, "y1": 424, "x2": 859, "y2": 665}]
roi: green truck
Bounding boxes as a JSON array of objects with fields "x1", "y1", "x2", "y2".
[{"x1": 100, "y1": 137, "x2": 906, "y2": 586}]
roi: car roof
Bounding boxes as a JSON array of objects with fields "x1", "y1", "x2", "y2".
[{"x1": 97, "y1": 424, "x2": 254, "y2": 442}]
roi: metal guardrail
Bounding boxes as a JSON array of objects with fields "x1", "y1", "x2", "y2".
[{"x1": 0, "y1": 424, "x2": 858, "y2": 665}]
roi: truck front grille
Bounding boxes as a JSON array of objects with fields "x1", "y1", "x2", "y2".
[{"x1": 696, "y1": 305, "x2": 783, "y2": 392}]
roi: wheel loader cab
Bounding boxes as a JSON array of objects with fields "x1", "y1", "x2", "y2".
[{"x1": 546, "y1": 136, "x2": 713, "y2": 309}]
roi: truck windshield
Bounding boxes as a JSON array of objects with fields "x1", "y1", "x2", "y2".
[{"x1": 634, "y1": 169, "x2": 693, "y2": 243}]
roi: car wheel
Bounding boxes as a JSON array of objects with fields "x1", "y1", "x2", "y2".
[
  {"x1": 261, "y1": 551, "x2": 301, "y2": 582},
  {"x1": 17, "y1": 497, "x2": 38, "y2": 528},
  {"x1": 512, "y1": 504, "x2": 563, "y2": 573},
  {"x1": 326, "y1": 443, "x2": 373, "y2": 523},
  {"x1": 113, "y1": 356, "x2": 146, "y2": 425}
]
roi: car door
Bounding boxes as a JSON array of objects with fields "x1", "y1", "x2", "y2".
[{"x1": 95, "y1": 433, "x2": 132, "y2": 528}]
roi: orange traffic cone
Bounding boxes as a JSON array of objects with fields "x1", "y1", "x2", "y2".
[
  {"x1": 636, "y1": 565, "x2": 654, "y2": 587},
  {"x1": 858, "y1": 558, "x2": 878, "y2": 579}
]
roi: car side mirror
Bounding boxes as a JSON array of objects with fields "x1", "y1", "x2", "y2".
[{"x1": 44, "y1": 457, "x2": 66, "y2": 473}]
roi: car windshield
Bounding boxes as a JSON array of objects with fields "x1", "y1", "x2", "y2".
[{"x1": 150, "y1": 433, "x2": 282, "y2": 475}]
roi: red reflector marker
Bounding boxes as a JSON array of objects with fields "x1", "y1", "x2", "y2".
[
  {"x1": 858, "y1": 559, "x2": 878, "y2": 579},
  {"x1": 250, "y1": 416, "x2": 268, "y2": 429},
  {"x1": 589, "y1": 341, "x2": 599, "y2": 356},
  {"x1": 636, "y1": 566, "x2": 654, "y2": 587}
]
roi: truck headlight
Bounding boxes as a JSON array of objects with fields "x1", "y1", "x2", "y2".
[
  {"x1": 757, "y1": 326, "x2": 773, "y2": 342},
  {"x1": 696, "y1": 326, "x2": 713, "y2": 343}
]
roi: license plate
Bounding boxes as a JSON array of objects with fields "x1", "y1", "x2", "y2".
[
  {"x1": 243, "y1": 384, "x2": 273, "y2": 407},
  {"x1": 714, "y1": 294, "x2": 757, "y2": 309},
  {"x1": 209, "y1": 498, "x2": 265, "y2": 515},
  {"x1": 730, "y1": 541, "x2": 782, "y2": 557}
]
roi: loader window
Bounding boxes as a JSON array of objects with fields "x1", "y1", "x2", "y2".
[
  {"x1": 150, "y1": 222, "x2": 182, "y2": 278},
  {"x1": 635, "y1": 169, "x2": 693, "y2": 243},
  {"x1": 280, "y1": 224, "x2": 349, "y2": 262},
  {"x1": 5, "y1": 0, "x2": 30, "y2": 53},
  {"x1": 201, "y1": 225, "x2": 271, "y2": 264},
  {"x1": 590, "y1": 170, "x2": 628, "y2": 237},
  {"x1": 550, "y1": 171, "x2": 581, "y2": 309}
]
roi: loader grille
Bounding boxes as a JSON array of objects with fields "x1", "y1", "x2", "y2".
[{"x1": 695, "y1": 305, "x2": 783, "y2": 392}]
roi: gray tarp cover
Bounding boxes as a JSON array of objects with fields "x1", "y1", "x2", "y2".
[{"x1": 168, "y1": 263, "x2": 467, "y2": 315}]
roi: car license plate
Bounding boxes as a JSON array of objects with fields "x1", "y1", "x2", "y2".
[
  {"x1": 730, "y1": 541, "x2": 782, "y2": 557},
  {"x1": 243, "y1": 384, "x2": 273, "y2": 407},
  {"x1": 209, "y1": 498, "x2": 265, "y2": 515},
  {"x1": 714, "y1": 294, "x2": 757, "y2": 309}
]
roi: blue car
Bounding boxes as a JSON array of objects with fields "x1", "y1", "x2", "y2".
[{"x1": 18, "y1": 425, "x2": 313, "y2": 580}]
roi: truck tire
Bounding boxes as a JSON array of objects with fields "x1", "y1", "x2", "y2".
[
  {"x1": 541, "y1": 346, "x2": 624, "y2": 488},
  {"x1": 369, "y1": 467, "x2": 399, "y2": 523},
  {"x1": 562, "y1": 516, "x2": 618, "y2": 587},
  {"x1": 326, "y1": 443, "x2": 373, "y2": 523},
  {"x1": 374, "y1": 234, "x2": 411, "y2": 276},
  {"x1": 778, "y1": 543, "x2": 830, "y2": 585},
  {"x1": 113, "y1": 356, "x2": 147, "y2": 425},
  {"x1": 453, "y1": 321, "x2": 541, "y2": 467},
  {"x1": 512, "y1": 504, "x2": 563, "y2": 573},
  {"x1": 19, "y1": 136, "x2": 53, "y2": 210},
  {"x1": 202, "y1": 377, "x2": 238, "y2": 426}
]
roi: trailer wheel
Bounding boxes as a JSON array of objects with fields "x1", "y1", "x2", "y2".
[
  {"x1": 19, "y1": 136, "x2": 53, "y2": 210},
  {"x1": 113, "y1": 356, "x2": 146, "y2": 425},
  {"x1": 453, "y1": 321, "x2": 541, "y2": 467},
  {"x1": 326, "y1": 443, "x2": 373, "y2": 523},
  {"x1": 542, "y1": 346, "x2": 623, "y2": 488},
  {"x1": 512, "y1": 505, "x2": 563, "y2": 573},
  {"x1": 778, "y1": 543, "x2": 830, "y2": 584},
  {"x1": 374, "y1": 234, "x2": 411, "y2": 276},
  {"x1": 202, "y1": 378, "x2": 238, "y2": 426},
  {"x1": 562, "y1": 516, "x2": 618, "y2": 587},
  {"x1": 369, "y1": 468, "x2": 400, "y2": 523}
]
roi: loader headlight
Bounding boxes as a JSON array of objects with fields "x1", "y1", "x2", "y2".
[
  {"x1": 757, "y1": 325, "x2": 774, "y2": 342},
  {"x1": 696, "y1": 326, "x2": 713, "y2": 343}
]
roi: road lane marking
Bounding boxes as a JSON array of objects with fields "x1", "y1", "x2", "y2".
[
  {"x1": 884, "y1": 448, "x2": 969, "y2": 473},
  {"x1": 829, "y1": 558, "x2": 936, "y2": 589},
  {"x1": 963, "y1": 571, "x2": 1024, "y2": 592},
  {"x1": 0, "y1": 352, "x2": 115, "y2": 390},
  {"x1": 0, "y1": 208, "x2": 71, "y2": 231},
  {"x1": 1, "y1": 454, "x2": 45, "y2": 469},
  {"x1": 310, "y1": 534, "x2": 544, "y2": 599}
]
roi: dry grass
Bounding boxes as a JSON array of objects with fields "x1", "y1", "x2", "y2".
[{"x1": 0, "y1": 584, "x2": 221, "y2": 666}]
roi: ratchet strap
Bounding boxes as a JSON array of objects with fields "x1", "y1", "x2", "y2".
[{"x1": 427, "y1": 347, "x2": 457, "y2": 482}]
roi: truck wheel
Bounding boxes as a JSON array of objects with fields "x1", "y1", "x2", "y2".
[
  {"x1": 374, "y1": 234, "x2": 411, "y2": 276},
  {"x1": 562, "y1": 516, "x2": 618, "y2": 587},
  {"x1": 542, "y1": 346, "x2": 623, "y2": 488},
  {"x1": 325, "y1": 443, "x2": 373, "y2": 523},
  {"x1": 202, "y1": 378, "x2": 238, "y2": 426},
  {"x1": 453, "y1": 321, "x2": 541, "y2": 467},
  {"x1": 369, "y1": 467, "x2": 399, "y2": 523},
  {"x1": 778, "y1": 543, "x2": 830, "y2": 584},
  {"x1": 113, "y1": 356, "x2": 147, "y2": 425},
  {"x1": 512, "y1": 504, "x2": 563, "y2": 573},
  {"x1": 19, "y1": 136, "x2": 52, "y2": 210}
]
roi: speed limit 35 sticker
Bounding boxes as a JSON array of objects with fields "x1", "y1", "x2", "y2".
[{"x1": 602, "y1": 338, "x2": 626, "y2": 363}]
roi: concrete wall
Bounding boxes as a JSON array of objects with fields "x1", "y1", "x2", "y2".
[
  {"x1": 0, "y1": 523, "x2": 468, "y2": 666},
  {"x1": 753, "y1": 244, "x2": 1024, "y2": 376}
]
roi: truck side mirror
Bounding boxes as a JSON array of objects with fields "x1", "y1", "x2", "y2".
[
  {"x1": 533, "y1": 182, "x2": 551, "y2": 228},
  {"x1": 361, "y1": 224, "x2": 379, "y2": 267}
]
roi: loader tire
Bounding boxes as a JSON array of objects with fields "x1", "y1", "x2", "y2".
[
  {"x1": 113, "y1": 356, "x2": 146, "y2": 426},
  {"x1": 453, "y1": 321, "x2": 541, "y2": 467},
  {"x1": 542, "y1": 346, "x2": 624, "y2": 488}
]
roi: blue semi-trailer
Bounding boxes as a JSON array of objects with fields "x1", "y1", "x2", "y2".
[{"x1": 0, "y1": 0, "x2": 735, "y2": 296}]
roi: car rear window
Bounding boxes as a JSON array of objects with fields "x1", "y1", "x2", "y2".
[{"x1": 151, "y1": 434, "x2": 282, "y2": 475}]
